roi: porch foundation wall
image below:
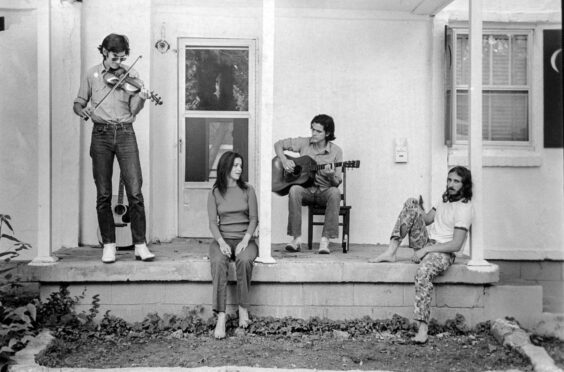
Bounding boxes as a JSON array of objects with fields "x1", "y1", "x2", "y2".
[
  {"x1": 39, "y1": 281, "x2": 542, "y2": 329},
  {"x1": 490, "y1": 260, "x2": 564, "y2": 313}
]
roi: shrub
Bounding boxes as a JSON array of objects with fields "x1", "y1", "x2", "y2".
[{"x1": 0, "y1": 214, "x2": 33, "y2": 372}]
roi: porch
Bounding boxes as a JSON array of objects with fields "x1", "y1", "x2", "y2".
[{"x1": 18, "y1": 239, "x2": 543, "y2": 329}]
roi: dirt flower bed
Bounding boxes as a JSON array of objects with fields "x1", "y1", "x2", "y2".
[
  {"x1": 33, "y1": 309, "x2": 537, "y2": 372},
  {"x1": 37, "y1": 331, "x2": 536, "y2": 371}
]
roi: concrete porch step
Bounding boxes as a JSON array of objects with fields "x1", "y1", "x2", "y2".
[{"x1": 18, "y1": 239, "x2": 543, "y2": 329}]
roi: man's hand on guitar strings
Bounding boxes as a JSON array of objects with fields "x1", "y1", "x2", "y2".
[{"x1": 282, "y1": 159, "x2": 296, "y2": 173}]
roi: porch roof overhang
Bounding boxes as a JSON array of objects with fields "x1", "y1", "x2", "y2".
[{"x1": 277, "y1": 0, "x2": 455, "y2": 16}]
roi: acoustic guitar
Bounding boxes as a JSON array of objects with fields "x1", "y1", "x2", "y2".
[
  {"x1": 272, "y1": 155, "x2": 360, "y2": 196},
  {"x1": 96, "y1": 176, "x2": 133, "y2": 248}
]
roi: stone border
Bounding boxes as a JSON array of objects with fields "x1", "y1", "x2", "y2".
[{"x1": 491, "y1": 319, "x2": 563, "y2": 372}]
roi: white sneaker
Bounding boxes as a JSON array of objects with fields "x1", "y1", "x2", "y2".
[
  {"x1": 135, "y1": 243, "x2": 155, "y2": 261},
  {"x1": 318, "y1": 238, "x2": 330, "y2": 254},
  {"x1": 101, "y1": 243, "x2": 117, "y2": 263}
]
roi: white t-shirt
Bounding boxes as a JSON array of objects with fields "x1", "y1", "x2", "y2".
[{"x1": 427, "y1": 199, "x2": 473, "y2": 243}]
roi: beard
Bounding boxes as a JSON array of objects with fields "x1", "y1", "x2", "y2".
[{"x1": 445, "y1": 187, "x2": 463, "y2": 202}]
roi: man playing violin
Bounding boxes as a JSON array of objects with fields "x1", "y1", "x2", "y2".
[
  {"x1": 274, "y1": 114, "x2": 343, "y2": 254},
  {"x1": 73, "y1": 33, "x2": 155, "y2": 263}
]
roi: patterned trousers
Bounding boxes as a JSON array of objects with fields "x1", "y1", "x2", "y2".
[{"x1": 390, "y1": 198, "x2": 455, "y2": 324}]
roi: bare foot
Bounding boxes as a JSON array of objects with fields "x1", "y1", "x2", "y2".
[
  {"x1": 238, "y1": 306, "x2": 251, "y2": 328},
  {"x1": 369, "y1": 239, "x2": 400, "y2": 263},
  {"x1": 369, "y1": 253, "x2": 397, "y2": 263},
  {"x1": 412, "y1": 321, "x2": 428, "y2": 344},
  {"x1": 214, "y1": 312, "x2": 226, "y2": 339}
]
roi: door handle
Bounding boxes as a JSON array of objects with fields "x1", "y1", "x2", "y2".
[{"x1": 179, "y1": 138, "x2": 183, "y2": 154}]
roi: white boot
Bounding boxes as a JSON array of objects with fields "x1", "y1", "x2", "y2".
[
  {"x1": 318, "y1": 237, "x2": 330, "y2": 254},
  {"x1": 101, "y1": 243, "x2": 117, "y2": 263},
  {"x1": 135, "y1": 243, "x2": 155, "y2": 261}
]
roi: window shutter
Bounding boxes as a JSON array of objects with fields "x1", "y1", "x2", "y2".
[
  {"x1": 543, "y1": 29, "x2": 563, "y2": 148},
  {"x1": 445, "y1": 26, "x2": 455, "y2": 147}
]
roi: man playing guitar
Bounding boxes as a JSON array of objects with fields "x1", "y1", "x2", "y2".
[
  {"x1": 73, "y1": 33, "x2": 155, "y2": 263},
  {"x1": 274, "y1": 114, "x2": 343, "y2": 254}
]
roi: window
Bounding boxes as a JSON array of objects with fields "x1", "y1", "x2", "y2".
[
  {"x1": 446, "y1": 28, "x2": 532, "y2": 146},
  {"x1": 180, "y1": 43, "x2": 254, "y2": 184}
]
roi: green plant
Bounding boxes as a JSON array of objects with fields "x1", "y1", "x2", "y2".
[
  {"x1": 0, "y1": 215, "x2": 31, "y2": 263},
  {"x1": 0, "y1": 214, "x2": 34, "y2": 372}
]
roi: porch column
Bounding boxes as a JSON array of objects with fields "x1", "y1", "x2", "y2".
[
  {"x1": 256, "y1": 0, "x2": 276, "y2": 264},
  {"x1": 467, "y1": 0, "x2": 488, "y2": 266},
  {"x1": 31, "y1": 0, "x2": 58, "y2": 265}
]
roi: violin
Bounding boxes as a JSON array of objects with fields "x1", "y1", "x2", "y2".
[
  {"x1": 81, "y1": 55, "x2": 162, "y2": 122},
  {"x1": 103, "y1": 67, "x2": 163, "y2": 105}
]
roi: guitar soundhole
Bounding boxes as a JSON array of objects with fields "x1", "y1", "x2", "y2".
[
  {"x1": 284, "y1": 165, "x2": 302, "y2": 181},
  {"x1": 114, "y1": 204, "x2": 127, "y2": 216}
]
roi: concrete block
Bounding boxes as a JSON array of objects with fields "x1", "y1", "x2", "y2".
[
  {"x1": 484, "y1": 284, "x2": 543, "y2": 329},
  {"x1": 370, "y1": 306, "x2": 412, "y2": 321},
  {"x1": 353, "y1": 283, "x2": 405, "y2": 306},
  {"x1": 532, "y1": 313, "x2": 564, "y2": 341},
  {"x1": 303, "y1": 284, "x2": 354, "y2": 306},
  {"x1": 404, "y1": 285, "x2": 436, "y2": 306},
  {"x1": 40, "y1": 284, "x2": 110, "y2": 305},
  {"x1": 110, "y1": 283, "x2": 166, "y2": 305},
  {"x1": 432, "y1": 308, "x2": 486, "y2": 327},
  {"x1": 249, "y1": 305, "x2": 326, "y2": 320},
  {"x1": 435, "y1": 285, "x2": 485, "y2": 308},
  {"x1": 490, "y1": 260, "x2": 522, "y2": 281},
  {"x1": 540, "y1": 281, "x2": 564, "y2": 313},
  {"x1": 521, "y1": 261, "x2": 563, "y2": 281},
  {"x1": 163, "y1": 282, "x2": 210, "y2": 304},
  {"x1": 249, "y1": 284, "x2": 304, "y2": 306},
  {"x1": 325, "y1": 306, "x2": 381, "y2": 320}
]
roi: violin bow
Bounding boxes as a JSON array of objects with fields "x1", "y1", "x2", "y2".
[{"x1": 83, "y1": 55, "x2": 143, "y2": 121}]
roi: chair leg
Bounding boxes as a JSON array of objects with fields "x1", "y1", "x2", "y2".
[
  {"x1": 342, "y1": 211, "x2": 350, "y2": 253},
  {"x1": 307, "y1": 208, "x2": 313, "y2": 250}
]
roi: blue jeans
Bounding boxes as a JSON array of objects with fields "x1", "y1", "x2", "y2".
[
  {"x1": 287, "y1": 185, "x2": 341, "y2": 238},
  {"x1": 90, "y1": 123, "x2": 146, "y2": 245}
]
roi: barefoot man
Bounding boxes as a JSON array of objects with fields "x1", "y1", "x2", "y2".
[{"x1": 370, "y1": 166, "x2": 473, "y2": 343}]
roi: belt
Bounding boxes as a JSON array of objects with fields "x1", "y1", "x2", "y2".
[{"x1": 93, "y1": 122, "x2": 133, "y2": 129}]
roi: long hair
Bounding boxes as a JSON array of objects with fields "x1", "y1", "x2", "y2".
[
  {"x1": 442, "y1": 166, "x2": 473, "y2": 203},
  {"x1": 311, "y1": 114, "x2": 336, "y2": 142},
  {"x1": 213, "y1": 151, "x2": 248, "y2": 197},
  {"x1": 98, "y1": 33, "x2": 130, "y2": 56}
]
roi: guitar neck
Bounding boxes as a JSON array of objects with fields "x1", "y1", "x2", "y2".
[
  {"x1": 117, "y1": 178, "x2": 125, "y2": 204},
  {"x1": 314, "y1": 162, "x2": 345, "y2": 170}
]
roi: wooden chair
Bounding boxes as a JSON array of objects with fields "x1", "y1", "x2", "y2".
[{"x1": 307, "y1": 166, "x2": 351, "y2": 253}]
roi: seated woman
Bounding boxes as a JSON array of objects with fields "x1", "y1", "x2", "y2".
[{"x1": 207, "y1": 151, "x2": 259, "y2": 339}]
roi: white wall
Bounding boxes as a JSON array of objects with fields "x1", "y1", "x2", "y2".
[
  {"x1": 2, "y1": 0, "x2": 561, "y2": 262},
  {"x1": 0, "y1": 8, "x2": 38, "y2": 260},
  {"x1": 271, "y1": 7, "x2": 435, "y2": 244},
  {"x1": 78, "y1": 0, "x2": 152, "y2": 246},
  {"x1": 149, "y1": 0, "x2": 263, "y2": 242},
  {"x1": 438, "y1": 0, "x2": 563, "y2": 260}
]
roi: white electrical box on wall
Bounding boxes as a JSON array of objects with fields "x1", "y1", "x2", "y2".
[{"x1": 394, "y1": 138, "x2": 408, "y2": 163}]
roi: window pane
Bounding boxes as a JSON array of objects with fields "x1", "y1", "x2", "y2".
[
  {"x1": 486, "y1": 91, "x2": 528, "y2": 141},
  {"x1": 456, "y1": 35, "x2": 469, "y2": 85},
  {"x1": 455, "y1": 91, "x2": 528, "y2": 141},
  {"x1": 185, "y1": 48, "x2": 249, "y2": 111},
  {"x1": 511, "y1": 35, "x2": 528, "y2": 85},
  {"x1": 185, "y1": 118, "x2": 249, "y2": 182},
  {"x1": 456, "y1": 35, "x2": 491, "y2": 85},
  {"x1": 490, "y1": 35, "x2": 510, "y2": 85}
]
